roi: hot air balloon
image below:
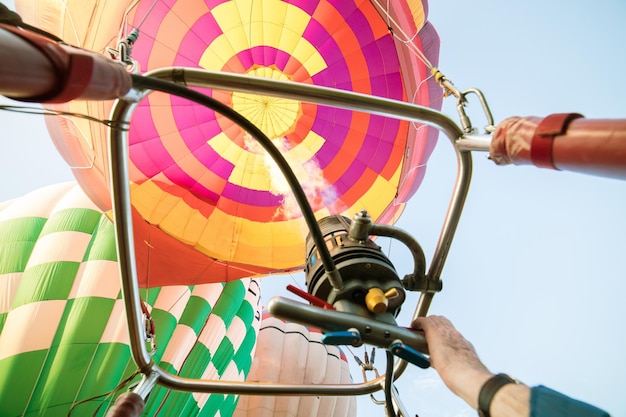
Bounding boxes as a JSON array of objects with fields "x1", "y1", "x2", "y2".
[
  {"x1": 14, "y1": 0, "x2": 442, "y2": 285},
  {"x1": 233, "y1": 312, "x2": 356, "y2": 417},
  {"x1": 0, "y1": 182, "x2": 262, "y2": 416}
]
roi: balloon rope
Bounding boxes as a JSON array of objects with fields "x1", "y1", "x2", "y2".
[
  {"x1": 0, "y1": 104, "x2": 127, "y2": 129},
  {"x1": 383, "y1": 0, "x2": 420, "y2": 43},
  {"x1": 372, "y1": 0, "x2": 463, "y2": 100},
  {"x1": 373, "y1": 0, "x2": 457, "y2": 102},
  {"x1": 134, "y1": 0, "x2": 159, "y2": 32},
  {"x1": 287, "y1": 272, "x2": 305, "y2": 291},
  {"x1": 121, "y1": 0, "x2": 158, "y2": 39},
  {"x1": 46, "y1": 3, "x2": 81, "y2": 47},
  {"x1": 67, "y1": 369, "x2": 141, "y2": 416},
  {"x1": 371, "y1": 0, "x2": 435, "y2": 70},
  {"x1": 411, "y1": 76, "x2": 438, "y2": 109}
]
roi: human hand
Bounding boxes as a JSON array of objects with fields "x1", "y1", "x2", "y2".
[{"x1": 413, "y1": 315, "x2": 493, "y2": 408}]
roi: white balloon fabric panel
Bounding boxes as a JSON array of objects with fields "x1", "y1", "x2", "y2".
[{"x1": 234, "y1": 313, "x2": 356, "y2": 417}]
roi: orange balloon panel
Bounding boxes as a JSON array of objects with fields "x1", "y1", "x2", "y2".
[{"x1": 16, "y1": 0, "x2": 442, "y2": 281}]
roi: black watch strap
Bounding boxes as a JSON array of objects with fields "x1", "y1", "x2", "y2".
[{"x1": 478, "y1": 373, "x2": 517, "y2": 417}]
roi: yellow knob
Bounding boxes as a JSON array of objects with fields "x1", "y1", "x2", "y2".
[
  {"x1": 365, "y1": 287, "x2": 388, "y2": 314},
  {"x1": 384, "y1": 288, "x2": 399, "y2": 299}
]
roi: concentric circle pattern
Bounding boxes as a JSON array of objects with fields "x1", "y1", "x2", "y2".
[{"x1": 18, "y1": 0, "x2": 442, "y2": 281}]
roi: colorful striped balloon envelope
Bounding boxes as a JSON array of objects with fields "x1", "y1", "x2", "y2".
[
  {"x1": 0, "y1": 183, "x2": 262, "y2": 416},
  {"x1": 16, "y1": 0, "x2": 442, "y2": 286}
]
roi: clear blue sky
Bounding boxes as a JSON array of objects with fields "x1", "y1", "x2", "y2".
[{"x1": 1, "y1": 1, "x2": 625, "y2": 416}]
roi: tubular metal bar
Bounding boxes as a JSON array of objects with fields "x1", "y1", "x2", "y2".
[
  {"x1": 391, "y1": 384, "x2": 410, "y2": 417},
  {"x1": 267, "y1": 296, "x2": 428, "y2": 353},
  {"x1": 456, "y1": 133, "x2": 492, "y2": 152},
  {"x1": 412, "y1": 147, "x2": 472, "y2": 323},
  {"x1": 133, "y1": 371, "x2": 159, "y2": 400},
  {"x1": 109, "y1": 69, "x2": 474, "y2": 396},
  {"x1": 140, "y1": 68, "x2": 473, "y2": 318},
  {"x1": 368, "y1": 223, "x2": 427, "y2": 282},
  {"x1": 146, "y1": 67, "x2": 461, "y2": 139},
  {"x1": 110, "y1": 89, "x2": 400, "y2": 397},
  {"x1": 108, "y1": 93, "x2": 154, "y2": 374}
]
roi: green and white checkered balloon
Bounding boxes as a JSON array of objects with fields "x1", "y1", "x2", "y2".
[{"x1": 0, "y1": 183, "x2": 262, "y2": 416}]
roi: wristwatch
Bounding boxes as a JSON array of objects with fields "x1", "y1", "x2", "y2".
[{"x1": 477, "y1": 373, "x2": 518, "y2": 417}]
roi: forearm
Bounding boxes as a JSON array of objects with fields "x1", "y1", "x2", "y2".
[
  {"x1": 442, "y1": 367, "x2": 492, "y2": 409},
  {"x1": 490, "y1": 382, "x2": 530, "y2": 417},
  {"x1": 415, "y1": 316, "x2": 608, "y2": 417},
  {"x1": 444, "y1": 369, "x2": 530, "y2": 417}
]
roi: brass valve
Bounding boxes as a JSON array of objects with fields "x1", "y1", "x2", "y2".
[{"x1": 365, "y1": 287, "x2": 399, "y2": 314}]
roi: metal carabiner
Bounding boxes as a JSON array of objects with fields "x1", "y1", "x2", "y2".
[
  {"x1": 107, "y1": 28, "x2": 140, "y2": 72},
  {"x1": 456, "y1": 88, "x2": 495, "y2": 134}
]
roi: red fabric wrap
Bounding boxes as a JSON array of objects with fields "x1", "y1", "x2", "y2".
[
  {"x1": 0, "y1": 23, "x2": 122, "y2": 103},
  {"x1": 531, "y1": 112, "x2": 584, "y2": 169},
  {"x1": 0, "y1": 23, "x2": 70, "y2": 102},
  {"x1": 52, "y1": 51, "x2": 94, "y2": 103}
]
